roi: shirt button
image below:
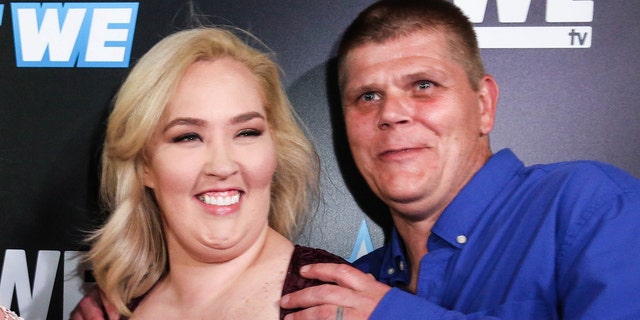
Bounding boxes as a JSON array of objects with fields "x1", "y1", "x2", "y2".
[
  {"x1": 456, "y1": 235, "x2": 468, "y2": 244},
  {"x1": 387, "y1": 267, "x2": 395, "y2": 275},
  {"x1": 398, "y1": 261, "x2": 405, "y2": 271}
]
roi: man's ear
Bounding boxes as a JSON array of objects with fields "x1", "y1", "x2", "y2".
[{"x1": 477, "y1": 74, "x2": 499, "y2": 136}]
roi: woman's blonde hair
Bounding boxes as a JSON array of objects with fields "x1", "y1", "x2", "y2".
[{"x1": 86, "y1": 27, "x2": 319, "y2": 315}]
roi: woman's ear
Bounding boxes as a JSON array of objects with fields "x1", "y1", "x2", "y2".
[{"x1": 142, "y1": 162, "x2": 156, "y2": 189}]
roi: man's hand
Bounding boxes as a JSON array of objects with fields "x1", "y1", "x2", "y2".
[
  {"x1": 281, "y1": 263, "x2": 391, "y2": 319},
  {"x1": 70, "y1": 286, "x2": 119, "y2": 320}
]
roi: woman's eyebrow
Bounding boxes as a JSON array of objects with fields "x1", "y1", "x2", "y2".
[
  {"x1": 161, "y1": 111, "x2": 265, "y2": 133},
  {"x1": 230, "y1": 111, "x2": 265, "y2": 125},
  {"x1": 162, "y1": 117, "x2": 206, "y2": 133}
]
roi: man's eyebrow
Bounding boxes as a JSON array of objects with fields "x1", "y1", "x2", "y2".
[
  {"x1": 162, "y1": 118, "x2": 206, "y2": 133},
  {"x1": 343, "y1": 83, "x2": 378, "y2": 98},
  {"x1": 343, "y1": 68, "x2": 448, "y2": 95},
  {"x1": 401, "y1": 68, "x2": 447, "y2": 82}
]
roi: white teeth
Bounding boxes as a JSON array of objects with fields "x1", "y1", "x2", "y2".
[{"x1": 199, "y1": 194, "x2": 240, "y2": 206}]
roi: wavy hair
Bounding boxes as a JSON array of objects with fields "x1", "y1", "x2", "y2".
[{"x1": 86, "y1": 27, "x2": 319, "y2": 315}]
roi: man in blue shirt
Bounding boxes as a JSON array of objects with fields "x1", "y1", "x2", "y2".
[{"x1": 280, "y1": 0, "x2": 640, "y2": 319}]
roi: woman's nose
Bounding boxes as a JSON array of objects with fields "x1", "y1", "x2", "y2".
[{"x1": 202, "y1": 146, "x2": 239, "y2": 179}]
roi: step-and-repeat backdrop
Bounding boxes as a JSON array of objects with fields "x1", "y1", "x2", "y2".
[{"x1": 1, "y1": 1, "x2": 638, "y2": 318}]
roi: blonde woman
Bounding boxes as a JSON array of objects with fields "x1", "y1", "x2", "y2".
[{"x1": 75, "y1": 27, "x2": 345, "y2": 319}]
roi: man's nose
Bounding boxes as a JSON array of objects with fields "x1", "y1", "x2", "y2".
[{"x1": 377, "y1": 95, "x2": 412, "y2": 130}]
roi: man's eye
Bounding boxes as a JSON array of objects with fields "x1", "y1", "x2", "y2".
[
  {"x1": 172, "y1": 133, "x2": 201, "y2": 143},
  {"x1": 360, "y1": 92, "x2": 380, "y2": 102},
  {"x1": 416, "y1": 80, "x2": 433, "y2": 90}
]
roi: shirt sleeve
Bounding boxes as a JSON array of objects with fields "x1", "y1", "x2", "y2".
[
  {"x1": 370, "y1": 288, "x2": 501, "y2": 320},
  {"x1": 556, "y1": 187, "x2": 640, "y2": 319}
]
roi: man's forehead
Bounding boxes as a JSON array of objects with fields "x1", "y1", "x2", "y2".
[
  {"x1": 345, "y1": 31, "x2": 451, "y2": 67},
  {"x1": 338, "y1": 29, "x2": 454, "y2": 89}
]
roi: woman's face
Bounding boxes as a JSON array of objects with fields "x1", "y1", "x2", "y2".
[{"x1": 143, "y1": 58, "x2": 277, "y2": 263}]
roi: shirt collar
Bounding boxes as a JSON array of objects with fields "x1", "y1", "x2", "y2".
[
  {"x1": 431, "y1": 148, "x2": 524, "y2": 248},
  {"x1": 371, "y1": 227, "x2": 408, "y2": 285},
  {"x1": 379, "y1": 149, "x2": 524, "y2": 284}
]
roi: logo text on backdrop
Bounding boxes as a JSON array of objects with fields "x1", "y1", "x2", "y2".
[
  {"x1": 455, "y1": 0, "x2": 593, "y2": 48},
  {"x1": 5, "y1": 2, "x2": 139, "y2": 67}
]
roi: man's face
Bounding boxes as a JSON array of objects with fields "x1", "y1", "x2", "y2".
[{"x1": 341, "y1": 30, "x2": 498, "y2": 221}]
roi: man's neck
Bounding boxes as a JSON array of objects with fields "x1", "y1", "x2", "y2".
[{"x1": 392, "y1": 214, "x2": 438, "y2": 293}]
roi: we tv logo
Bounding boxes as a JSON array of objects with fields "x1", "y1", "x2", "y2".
[
  {"x1": 454, "y1": 0, "x2": 594, "y2": 48},
  {"x1": 10, "y1": 2, "x2": 139, "y2": 67}
]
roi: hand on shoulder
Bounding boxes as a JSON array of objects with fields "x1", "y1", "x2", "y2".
[{"x1": 0, "y1": 306, "x2": 24, "y2": 320}]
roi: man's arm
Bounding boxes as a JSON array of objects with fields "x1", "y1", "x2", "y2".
[
  {"x1": 280, "y1": 263, "x2": 505, "y2": 320},
  {"x1": 555, "y1": 185, "x2": 640, "y2": 319}
]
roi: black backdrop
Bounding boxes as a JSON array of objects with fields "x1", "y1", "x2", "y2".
[{"x1": 1, "y1": 1, "x2": 639, "y2": 319}]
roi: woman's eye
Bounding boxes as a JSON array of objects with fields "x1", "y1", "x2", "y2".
[
  {"x1": 360, "y1": 92, "x2": 380, "y2": 102},
  {"x1": 172, "y1": 133, "x2": 202, "y2": 143},
  {"x1": 416, "y1": 80, "x2": 433, "y2": 90},
  {"x1": 237, "y1": 129, "x2": 262, "y2": 138}
]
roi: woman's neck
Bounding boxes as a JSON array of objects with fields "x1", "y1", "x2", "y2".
[{"x1": 135, "y1": 228, "x2": 294, "y2": 318}]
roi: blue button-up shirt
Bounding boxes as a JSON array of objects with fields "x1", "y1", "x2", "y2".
[{"x1": 354, "y1": 149, "x2": 640, "y2": 319}]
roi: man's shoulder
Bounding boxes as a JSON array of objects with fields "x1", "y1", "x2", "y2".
[
  {"x1": 528, "y1": 160, "x2": 640, "y2": 193},
  {"x1": 517, "y1": 160, "x2": 640, "y2": 227}
]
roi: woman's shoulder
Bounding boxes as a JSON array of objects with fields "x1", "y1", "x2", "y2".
[
  {"x1": 282, "y1": 245, "x2": 348, "y2": 294},
  {"x1": 280, "y1": 246, "x2": 349, "y2": 318},
  {"x1": 290, "y1": 245, "x2": 348, "y2": 265}
]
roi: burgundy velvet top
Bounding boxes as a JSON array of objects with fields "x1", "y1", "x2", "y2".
[
  {"x1": 280, "y1": 245, "x2": 348, "y2": 319},
  {"x1": 122, "y1": 245, "x2": 348, "y2": 319}
]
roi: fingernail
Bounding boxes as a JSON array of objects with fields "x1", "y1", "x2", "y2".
[
  {"x1": 281, "y1": 295, "x2": 290, "y2": 305},
  {"x1": 300, "y1": 265, "x2": 310, "y2": 273}
]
